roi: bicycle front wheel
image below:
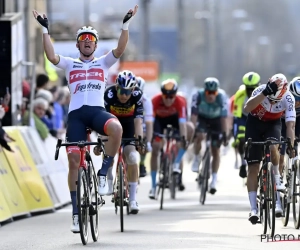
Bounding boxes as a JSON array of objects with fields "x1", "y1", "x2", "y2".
[
  {"x1": 89, "y1": 160, "x2": 99, "y2": 242},
  {"x1": 258, "y1": 168, "x2": 267, "y2": 234},
  {"x1": 159, "y1": 156, "x2": 168, "y2": 210},
  {"x1": 118, "y1": 163, "x2": 124, "y2": 232},
  {"x1": 77, "y1": 167, "x2": 89, "y2": 245},
  {"x1": 293, "y1": 159, "x2": 300, "y2": 229},
  {"x1": 267, "y1": 163, "x2": 276, "y2": 237},
  {"x1": 200, "y1": 149, "x2": 210, "y2": 205},
  {"x1": 282, "y1": 154, "x2": 290, "y2": 227}
]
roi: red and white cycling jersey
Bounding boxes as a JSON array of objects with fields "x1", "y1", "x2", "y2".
[
  {"x1": 55, "y1": 51, "x2": 118, "y2": 113},
  {"x1": 249, "y1": 84, "x2": 296, "y2": 122}
]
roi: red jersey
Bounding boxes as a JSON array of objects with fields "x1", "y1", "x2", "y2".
[{"x1": 152, "y1": 94, "x2": 187, "y2": 119}]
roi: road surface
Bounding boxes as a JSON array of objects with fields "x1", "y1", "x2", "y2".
[{"x1": 1, "y1": 148, "x2": 300, "y2": 250}]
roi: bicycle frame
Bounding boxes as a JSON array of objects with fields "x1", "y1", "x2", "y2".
[
  {"x1": 78, "y1": 132, "x2": 91, "y2": 170},
  {"x1": 115, "y1": 145, "x2": 129, "y2": 200}
]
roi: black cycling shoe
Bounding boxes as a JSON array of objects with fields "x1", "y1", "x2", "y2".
[
  {"x1": 178, "y1": 183, "x2": 185, "y2": 191},
  {"x1": 209, "y1": 188, "x2": 217, "y2": 195},
  {"x1": 139, "y1": 164, "x2": 147, "y2": 178},
  {"x1": 239, "y1": 164, "x2": 247, "y2": 178}
]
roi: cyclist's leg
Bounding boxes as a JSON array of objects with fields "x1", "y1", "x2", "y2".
[
  {"x1": 66, "y1": 108, "x2": 89, "y2": 232},
  {"x1": 209, "y1": 117, "x2": 224, "y2": 194},
  {"x1": 232, "y1": 117, "x2": 240, "y2": 169},
  {"x1": 90, "y1": 107, "x2": 122, "y2": 195},
  {"x1": 279, "y1": 118, "x2": 286, "y2": 175},
  {"x1": 191, "y1": 116, "x2": 206, "y2": 172},
  {"x1": 123, "y1": 131, "x2": 140, "y2": 213},
  {"x1": 245, "y1": 115, "x2": 264, "y2": 223},
  {"x1": 139, "y1": 121, "x2": 147, "y2": 177},
  {"x1": 150, "y1": 117, "x2": 164, "y2": 198},
  {"x1": 237, "y1": 115, "x2": 248, "y2": 178},
  {"x1": 265, "y1": 119, "x2": 283, "y2": 216}
]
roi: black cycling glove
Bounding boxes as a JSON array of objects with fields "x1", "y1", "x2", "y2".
[{"x1": 262, "y1": 81, "x2": 278, "y2": 96}]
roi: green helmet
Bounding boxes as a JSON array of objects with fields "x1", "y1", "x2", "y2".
[
  {"x1": 204, "y1": 77, "x2": 219, "y2": 91},
  {"x1": 242, "y1": 72, "x2": 260, "y2": 87}
]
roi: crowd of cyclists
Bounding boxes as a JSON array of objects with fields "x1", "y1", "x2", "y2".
[{"x1": 32, "y1": 4, "x2": 300, "y2": 233}]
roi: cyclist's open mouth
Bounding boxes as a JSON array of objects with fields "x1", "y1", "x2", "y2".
[{"x1": 85, "y1": 45, "x2": 91, "y2": 48}]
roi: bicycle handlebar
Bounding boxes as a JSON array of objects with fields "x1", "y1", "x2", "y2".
[
  {"x1": 245, "y1": 137, "x2": 292, "y2": 159},
  {"x1": 54, "y1": 136, "x2": 108, "y2": 160}
]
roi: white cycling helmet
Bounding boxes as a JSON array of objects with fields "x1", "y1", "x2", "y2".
[
  {"x1": 136, "y1": 76, "x2": 146, "y2": 91},
  {"x1": 76, "y1": 26, "x2": 99, "y2": 41},
  {"x1": 267, "y1": 73, "x2": 288, "y2": 101},
  {"x1": 289, "y1": 77, "x2": 300, "y2": 97},
  {"x1": 116, "y1": 70, "x2": 136, "y2": 89}
]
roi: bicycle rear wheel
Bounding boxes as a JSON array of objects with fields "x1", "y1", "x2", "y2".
[
  {"x1": 267, "y1": 163, "x2": 276, "y2": 237},
  {"x1": 118, "y1": 163, "x2": 124, "y2": 232},
  {"x1": 77, "y1": 167, "x2": 89, "y2": 245},
  {"x1": 88, "y1": 160, "x2": 99, "y2": 242},
  {"x1": 200, "y1": 149, "x2": 210, "y2": 205},
  {"x1": 293, "y1": 160, "x2": 300, "y2": 229}
]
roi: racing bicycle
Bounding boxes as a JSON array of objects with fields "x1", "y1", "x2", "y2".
[
  {"x1": 198, "y1": 129, "x2": 225, "y2": 205},
  {"x1": 245, "y1": 137, "x2": 291, "y2": 237},
  {"x1": 155, "y1": 125, "x2": 184, "y2": 210},
  {"x1": 109, "y1": 136, "x2": 144, "y2": 232},
  {"x1": 54, "y1": 129, "x2": 106, "y2": 245}
]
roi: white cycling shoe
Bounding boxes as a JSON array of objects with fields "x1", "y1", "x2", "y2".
[
  {"x1": 129, "y1": 200, "x2": 139, "y2": 214},
  {"x1": 70, "y1": 214, "x2": 80, "y2": 233}
]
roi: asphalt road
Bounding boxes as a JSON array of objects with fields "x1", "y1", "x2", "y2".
[{"x1": 1, "y1": 147, "x2": 300, "y2": 250}]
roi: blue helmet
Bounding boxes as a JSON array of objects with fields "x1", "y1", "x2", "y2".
[{"x1": 116, "y1": 70, "x2": 136, "y2": 89}]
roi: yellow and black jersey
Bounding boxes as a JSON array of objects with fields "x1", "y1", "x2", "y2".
[{"x1": 104, "y1": 85, "x2": 144, "y2": 123}]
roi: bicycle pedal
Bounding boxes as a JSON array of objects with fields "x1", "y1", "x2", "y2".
[{"x1": 89, "y1": 205, "x2": 97, "y2": 215}]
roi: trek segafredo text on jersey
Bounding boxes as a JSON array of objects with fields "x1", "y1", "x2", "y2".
[
  {"x1": 55, "y1": 51, "x2": 118, "y2": 113},
  {"x1": 250, "y1": 84, "x2": 296, "y2": 122}
]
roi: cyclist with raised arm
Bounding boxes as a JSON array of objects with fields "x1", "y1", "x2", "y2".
[
  {"x1": 191, "y1": 77, "x2": 228, "y2": 194},
  {"x1": 32, "y1": 5, "x2": 138, "y2": 233},
  {"x1": 279, "y1": 77, "x2": 300, "y2": 176},
  {"x1": 149, "y1": 79, "x2": 195, "y2": 199},
  {"x1": 244, "y1": 73, "x2": 295, "y2": 224},
  {"x1": 103, "y1": 70, "x2": 144, "y2": 214},
  {"x1": 233, "y1": 72, "x2": 261, "y2": 178},
  {"x1": 135, "y1": 76, "x2": 153, "y2": 178}
]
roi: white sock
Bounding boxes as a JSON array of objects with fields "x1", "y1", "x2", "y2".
[
  {"x1": 273, "y1": 164, "x2": 279, "y2": 175},
  {"x1": 276, "y1": 192, "x2": 282, "y2": 206},
  {"x1": 248, "y1": 191, "x2": 257, "y2": 211},
  {"x1": 212, "y1": 173, "x2": 217, "y2": 183},
  {"x1": 129, "y1": 182, "x2": 138, "y2": 202},
  {"x1": 107, "y1": 167, "x2": 113, "y2": 180}
]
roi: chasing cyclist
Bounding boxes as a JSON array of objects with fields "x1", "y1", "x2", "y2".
[
  {"x1": 135, "y1": 76, "x2": 153, "y2": 178},
  {"x1": 244, "y1": 73, "x2": 295, "y2": 223},
  {"x1": 279, "y1": 77, "x2": 300, "y2": 176},
  {"x1": 149, "y1": 79, "x2": 195, "y2": 199},
  {"x1": 33, "y1": 5, "x2": 138, "y2": 232},
  {"x1": 104, "y1": 70, "x2": 144, "y2": 214},
  {"x1": 232, "y1": 72, "x2": 261, "y2": 178},
  {"x1": 191, "y1": 77, "x2": 228, "y2": 194}
]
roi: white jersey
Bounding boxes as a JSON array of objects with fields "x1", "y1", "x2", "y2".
[
  {"x1": 142, "y1": 94, "x2": 153, "y2": 122},
  {"x1": 250, "y1": 84, "x2": 296, "y2": 122},
  {"x1": 55, "y1": 51, "x2": 118, "y2": 113}
]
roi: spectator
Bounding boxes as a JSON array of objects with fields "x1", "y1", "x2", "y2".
[
  {"x1": 22, "y1": 98, "x2": 49, "y2": 140},
  {"x1": 0, "y1": 105, "x2": 14, "y2": 151},
  {"x1": 49, "y1": 86, "x2": 64, "y2": 130},
  {"x1": 35, "y1": 74, "x2": 49, "y2": 95}
]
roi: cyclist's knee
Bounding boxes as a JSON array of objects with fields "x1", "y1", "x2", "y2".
[
  {"x1": 126, "y1": 150, "x2": 140, "y2": 166},
  {"x1": 211, "y1": 147, "x2": 220, "y2": 157},
  {"x1": 105, "y1": 118, "x2": 122, "y2": 138},
  {"x1": 186, "y1": 121, "x2": 195, "y2": 141},
  {"x1": 194, "y1": 132, "x2": 204, "y2": 143},
  {"x1": 248, "y1": 163, "x2": 260, "y2": 175},
  {"x1": 151, "y1": 141, "x2": 161, "y2": 156},
  {"x1": 68, "y1": 153, "x2": 80, "y2": 171}
]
